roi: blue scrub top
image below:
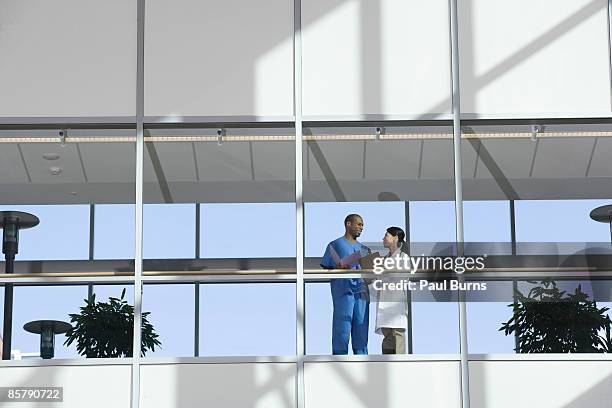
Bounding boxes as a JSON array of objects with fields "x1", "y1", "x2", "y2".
[{"x1": 321, "y1": 237, "x2": 369, "y2": 296}]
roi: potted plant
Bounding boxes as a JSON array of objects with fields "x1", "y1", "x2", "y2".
[
  {"x1": 64, "y1": 289, "x2": 161, "y2": 358},
  {"x1": 500, "y1": 278, "x2": 612, "y2": 353}
]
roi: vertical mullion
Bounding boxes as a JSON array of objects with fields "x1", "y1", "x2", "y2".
[
  {"x1": 194, "y1": 282, "x2": 200, "y2": 357},
  {"x1": 132, "y1": 0, "x2": 145, "y2": 405},
  {"x1": 293, "y1": 0, "x2": 305, "y2": 406},
  {"x1": 195, "y1": 203, "x2": 201, "y2": 259},
  {"x1": 512, "y1": 279, "x2": 520, "y2": 352},
  {"x1": 88, "y1": 205, "x2": 95, "y2": 346},
  {"x1": 89, "y1": 204, "x2": 95, "y2": 261},
  {"x1": 404, "y1": 201, "x2": 413, "y2": 354},
  {"x1": 449, "y1": 0, "x2": 470, "y2": 407},
  {"x1": 510, "y1": 200, "x2": 519, "y2": 352},
  {"x1": 404, "y1": 201, "x2": 411, "y2": 256},
  {"x1": 607, "y1": 0, "x2": 612, "y2": 109}
]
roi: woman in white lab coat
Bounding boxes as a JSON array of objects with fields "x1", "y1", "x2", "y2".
[{"x1": 372, "y1": 226, "x2": 410, "y2": 354}]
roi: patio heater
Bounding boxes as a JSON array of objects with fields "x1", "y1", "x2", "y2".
[
  {"x1": 590, "y1": 205, "x2": 612, "y2": 246},
  {"x1": 24, "y1": 320, "x2": 72, "y2": 359},
  {"x1": 0, "y1": 211, "x2": 39, "y2": 360}
]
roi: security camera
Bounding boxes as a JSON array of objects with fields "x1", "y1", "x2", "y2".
[
  {"x1": 530, "y1": 125, "x2": 543, "y2": 141},
  {"x1": 375, "y1": 126, "x2": 384, "y2": 141},
  {"x1": 216, "y1": 128, "x2": 226, "y2": 146},
  {"x1": 58, "y1": 129, "x2": 67, "y2": 146}
]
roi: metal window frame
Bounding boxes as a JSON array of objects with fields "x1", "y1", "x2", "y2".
[
  {"x1": 131, "y1": 0, "x2": 146, "y2": 405},
  {"x1": 2, "y1": 1, "x2": 612, "y2": 407},
  {"x1": 293, "y1": 1, "x2": 305, "y2": 407}
]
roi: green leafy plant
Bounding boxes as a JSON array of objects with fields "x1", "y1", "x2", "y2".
[
  {"x1": 64, "y1": 289, "x2": 161, "y2": 358},
  {"x1": 500, "y1": 279, "x2": 612, "y2": 353}
]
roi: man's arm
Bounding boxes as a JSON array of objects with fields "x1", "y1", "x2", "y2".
[{"x1": 321, "y1": 242, "x2": 347, "y2": 269}]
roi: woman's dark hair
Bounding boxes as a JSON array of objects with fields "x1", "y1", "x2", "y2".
[{"x1": 386, "y1": 226, "x2": 405, "y2": 243}]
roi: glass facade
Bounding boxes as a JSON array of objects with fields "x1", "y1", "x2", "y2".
[{"x1": 1, "y1": 0, "x2": 612, "y2": 407}]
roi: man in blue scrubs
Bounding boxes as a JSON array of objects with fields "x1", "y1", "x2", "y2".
[{"x1": 321, "y1": 214, "x2": 370, "y2": 355}]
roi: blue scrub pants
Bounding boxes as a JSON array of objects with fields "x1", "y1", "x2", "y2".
[{"x1": 331, "y1": 280, "x2": 369, "y2": 355}]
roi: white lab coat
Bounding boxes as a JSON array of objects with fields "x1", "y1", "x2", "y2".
[{"x1": 371, "y1": 244, "x2": 409, "y2": 334}]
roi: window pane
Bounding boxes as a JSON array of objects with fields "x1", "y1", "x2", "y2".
[
  {"x1": 0, "y1": 205, "x2": 89, "y2": 261},
  {"x1": 202, "y1": 203, "x2": 295, "y2": 258},
  {"x1": 92, "y1": 284, "x2": 134, "y2": 303},
  {"x1": 143, "y1": 126, "x2": 296, "y2": 272},
  {"x1": 409, "y1": 200, "x2": 456, "y2": 255},
  {"x1": 306, "y1": 201, "x2": 405, "y2": 257},
  {"x1": 516, "y1": 199, "x2": 612, "y2": 254},
  {"x1": 467, "y1": 282, "x2": 516, "y2": 354},
  {"x1": 199, "y1": 283, "x2": 295, "y2": 356},
  {"x1": 511, "y1": 280, "x2": 612, "y2": 353},
  {"x1": 0, "y1": 286, "x2": 4, "y2": 358},
  {"x1": 13, "y1": 286, "x2": 87, "y2": 359},
  {"x1": 0, "y1": 127, "x2": 136, "y2": 269},
  {"x1": 94, "y1": 204, "x2": 135, "y2": 260},
  {"x1": 462, "y1": 123, "x2": 612, "y2": 256},
  {"x1": 410, "y1": 290, "x2": 460, "y2": 354},
  {"x1": 144, "y1": 204, "x2": 195, "y2": 259},
  {"x1": 464, "y1": 201, "x2": 510, "y2": 242},
  {"x1": 142, "y1": 284, "x2": 194, "y2": 357},
  {"x1": 306, "y1": 282, "x2": 379, "y2": 355},
  {"x1": 303, "y1": 125, "x2": 458, "y2": 356},
  {"x1": 464, "y1": 200, "x2": 511, "y2": 255},
  {"x1": 0, "y1": 128, "x2": 135, "y2": 361}
]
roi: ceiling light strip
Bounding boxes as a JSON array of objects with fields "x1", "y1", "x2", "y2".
[
  {"x1": 2, "y1": 131, "x2": 612, "y2": 143},
  {"x1": 146, "y1": 135, "x2": 296, "y2": 142},
  {"x1": 0, "y1": 137, "x2": 137, "y2": 143},
  {"x1": 461, "y1": 131, "x2": 612, "y2": 139}
]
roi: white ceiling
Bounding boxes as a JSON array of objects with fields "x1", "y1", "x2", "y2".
[{"x1": 0, "y1": 134, "x2": 611, "y2": 204}]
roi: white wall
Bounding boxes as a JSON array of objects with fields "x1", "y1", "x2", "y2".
[
  {"x1": 0, "y1": 0, "x2": 136, "y2": 117},
  {"x1": 458, "y1": 0, "x2": 611, "y2": 116},
  {"x1": 144, "y1": 0, "x2": 294, "y2": 118},
  {"x1": 3, "y1": 0, "x2": 609, "y2": 120},
  {"x1": 304, "y1": 361, "x2": 461, "y2": 408},
  {"x1": 140, "y1": 363, "x2": 296, "y2": 407},
  {"x1": 0, "y1": 364, "x2": 132, "y2": 407},
  {"x1": 469, "y1": 361, "x2": 612, "y2": 408},
  {"x1": 301, "y1": 0, "x2": 451, "y2": 118},
  {"x1": 1, "y1": 360, "x2": 611, "y2": 407}
]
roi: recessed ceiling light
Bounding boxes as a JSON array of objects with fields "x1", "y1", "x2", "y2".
[
  {"x1": 49, "y1": 167, "x2": 62, "y2": 175},
  {"x1": 43, "y1": 153, "x2": 60, "y2": 160}
]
